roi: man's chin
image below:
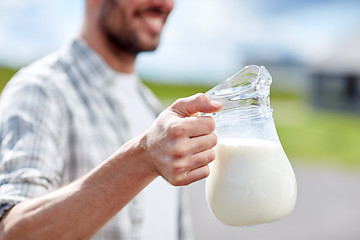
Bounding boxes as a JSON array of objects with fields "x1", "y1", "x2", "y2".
[
  {"x1": 141, "y1": 44, "x2": 159, "y2": 52},
  {"x1": 139, "y1": 36, "x2": 161, "y2": 52}
]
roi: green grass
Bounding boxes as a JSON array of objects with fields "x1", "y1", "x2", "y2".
[
  {"x1": 0, "y1": 66, "x2": 17, "y2": 93},
  {"x1": 1, "y1": 68, "x2": 359, "y2": 170},
  {"x1": 272, "y1": 99, "x2": 360, "y2": 169}
]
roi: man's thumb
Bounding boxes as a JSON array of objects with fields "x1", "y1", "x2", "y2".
[{"x1": 170, "y1": 93, "x2": 223, "y2": 117}]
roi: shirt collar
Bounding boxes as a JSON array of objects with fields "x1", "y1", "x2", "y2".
[{"x1": 66, "y1": 38, "x2": 135, "y2": 89}]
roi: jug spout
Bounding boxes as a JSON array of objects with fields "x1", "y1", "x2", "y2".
[
  {"x1": 206, "y1": 65, "x2": 271, "y2": 100},
  {"x1": 204, "y1": 65, "x2": 273, "y2": 120}
]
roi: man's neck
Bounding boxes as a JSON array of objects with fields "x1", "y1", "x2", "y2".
[{"x1": 80, "y1": 31, "x2": 136, "y2": 74}]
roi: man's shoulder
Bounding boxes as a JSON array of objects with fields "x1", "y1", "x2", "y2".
[
  {"x1": 0, "y1": 48, "x2": 79, "y2": 114},
  {"x1": 18, "y1": 51, "x2": 68, "y2": 81},
  {"x1": 7, "y1": 46, "x2": 78, "y2": 91}
]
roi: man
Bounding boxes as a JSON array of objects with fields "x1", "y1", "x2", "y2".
[{"x1": 0, "y1": 0, "x2": 222, "y2": 239}]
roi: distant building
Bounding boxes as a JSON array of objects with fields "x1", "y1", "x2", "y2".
[{"x1": 311, "y1": 34, "x2": 360, "y2": 112}]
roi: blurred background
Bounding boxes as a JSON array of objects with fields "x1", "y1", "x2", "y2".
[{"x1": 1, "y1": 0, "x2": 360, "y2": 239}]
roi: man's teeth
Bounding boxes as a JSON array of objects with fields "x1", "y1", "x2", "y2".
[{"x1": 146, "y1": 17, "x2": 162, "y2": 27}]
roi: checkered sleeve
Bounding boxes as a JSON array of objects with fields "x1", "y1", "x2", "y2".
[{"x1": 0, "y1": 72, "x2": 67, "y2": 219}]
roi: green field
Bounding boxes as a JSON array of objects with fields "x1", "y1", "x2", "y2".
[
  {"x1": 1, "y1": 67, "x2": 360, "y2": 170},
  {"x1": 0, "y1": 66, "x2": 17, "y2": 92},
  {"x1": 144, "y1": 81, "x2": 360, "y2": 170},
  {"x1": 273, "y1": 98, "x2": 360, "y2": 169}
]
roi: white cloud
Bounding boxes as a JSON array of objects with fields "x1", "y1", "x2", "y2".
[
  {"x1": 0, "y1": 0, "x2": 37, "y2": 8},
  {"x1": 0, "y1": 0, "x2": 83, "y2": 66}
]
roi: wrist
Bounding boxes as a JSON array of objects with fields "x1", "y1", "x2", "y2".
[{"x1": 112, "y1": 134, "x2": 159, "y2": 183}]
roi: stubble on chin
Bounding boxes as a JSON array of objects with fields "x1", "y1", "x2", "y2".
[{"x1": 98, "y1": 0, "x2": 162, "y2": 56}]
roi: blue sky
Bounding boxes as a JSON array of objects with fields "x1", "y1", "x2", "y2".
[
  {"x1": 1, "y1": 0, "x2": 360, "y2": 84},
  {"x1": 0, "y1": 0, "x2": 83, "y2": 66}
]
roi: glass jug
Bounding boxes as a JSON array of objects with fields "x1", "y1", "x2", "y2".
[{"x1": 204, "y1": 65, "x2": 297, "y2": 227}]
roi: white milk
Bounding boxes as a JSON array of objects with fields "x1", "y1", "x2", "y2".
[{"x1": 206, "y1": 138, "x2": 297, "y2": 226}]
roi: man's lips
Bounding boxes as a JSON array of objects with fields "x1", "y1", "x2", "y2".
[{"x1": 137, "y1": 7, "x2": 169, "y2": 34}]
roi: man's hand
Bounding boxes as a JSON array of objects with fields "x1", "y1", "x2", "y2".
[{"x1": 140, "y1": 93, "x2": 223, "y2": 186}]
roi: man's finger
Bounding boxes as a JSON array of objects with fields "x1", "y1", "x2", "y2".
[
  {"x1": 184, "y1": 165, "x2": 211, "y2": 185},
  {"x1": 187, "y1": 148, "x2": 215, "y2": 170},
  {"x1": 179, "y1": 116, "x2": 216, "y2": 137},
  {"x1": 171, "y1": 93, "x2": 223, "y2": 117},
  {"x1": 186, "y1": 133, "x2": 217, "y2": 155}
]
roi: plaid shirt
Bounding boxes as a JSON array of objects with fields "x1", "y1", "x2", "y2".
[{"x1": 0, "y1": 39, "x2": 193, "y2": 240}]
